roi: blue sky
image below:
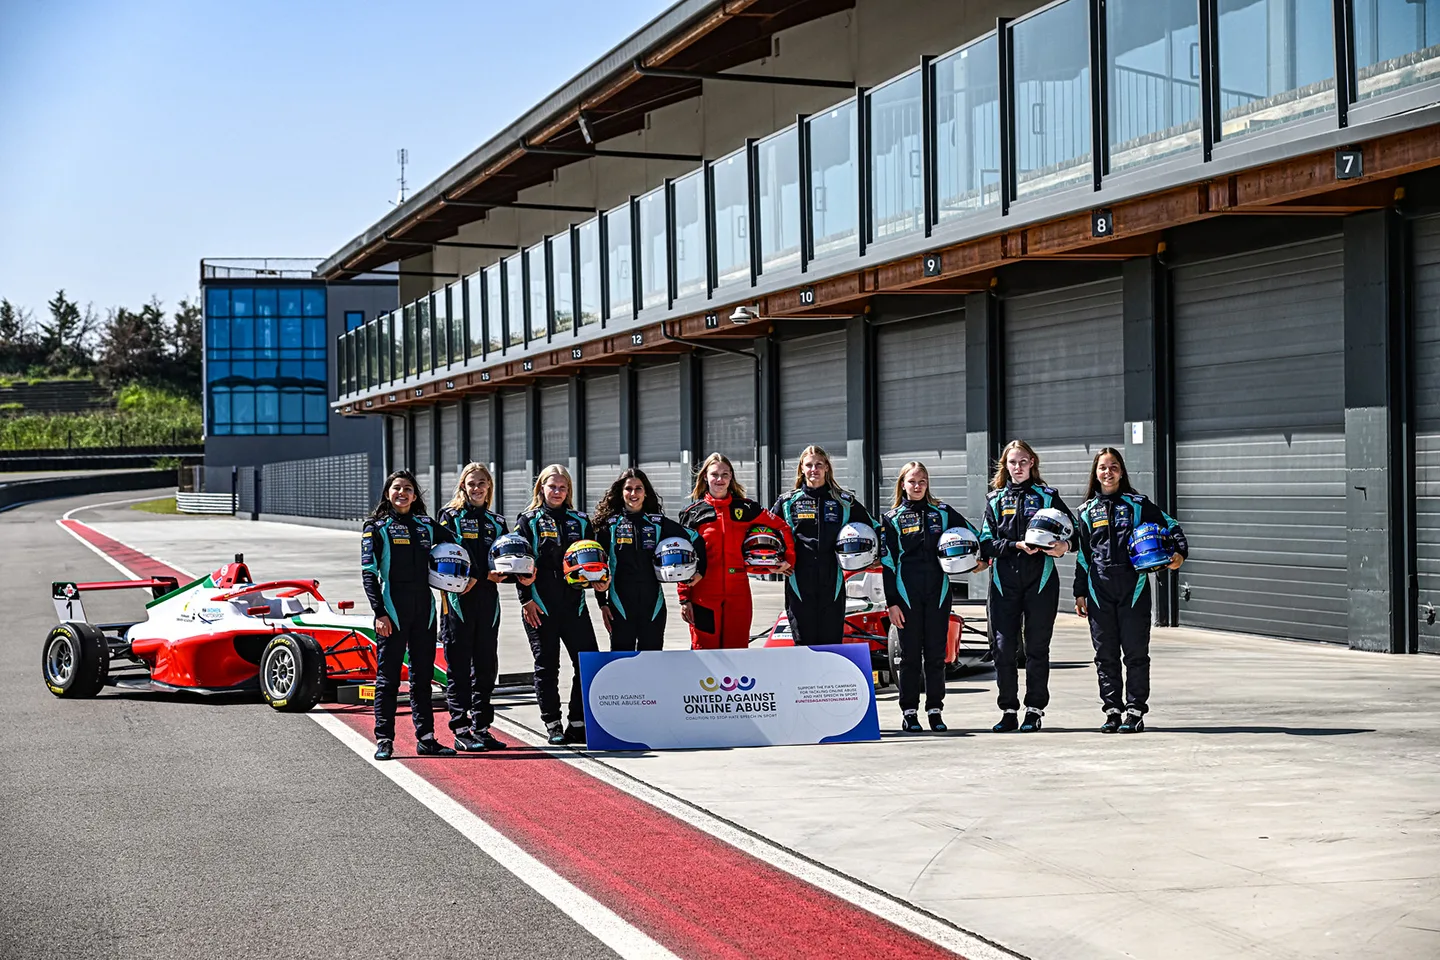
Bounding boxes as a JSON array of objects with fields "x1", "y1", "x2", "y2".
[{"x1": 0, "y1": 0, "x2": 671, "y2": 318}]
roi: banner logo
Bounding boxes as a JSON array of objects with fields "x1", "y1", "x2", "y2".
[{"x1": 700, "y1": 675, "x2": 756, "y2": 692}]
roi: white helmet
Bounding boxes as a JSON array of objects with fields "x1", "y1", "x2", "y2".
[
  {"x1": 428, "y1": 542, "x2": 471, "y2": 592},
  {"x1": 1024, "y1": 507, "x2": 1074, "y2": 548},
  {"x1": 489, "y1": 533, "x2": 536, "y2": 579},
  {"x1": 937, "y1": 527, "x2": 980, "y2": 575},
  {"x1": 653, "y1": 536, "x2": 699, "y2": 583},
  {"x1": 834, "y1": 522, "x2": 879, "y2": 572}
]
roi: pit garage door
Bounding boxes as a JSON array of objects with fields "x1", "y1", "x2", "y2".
[
  {"x1": 779, "y1": 329, "x2": 848, "y2": 492},
  {"x1": 539, "y1": 383, "x2": 570, "y2": 474},
  {"x1": 1003, "y1": 277, "x2": 1124, "y2": 605},
  {"x1": 877, "y1": 309, "x2": 966, "y2": 506},
  {"x1": 583, "y1": 374, "x2": 622, "y2": 514},
  {"x1": 1172, "y1": 236, "x2": 1346, "y2": 643},
  {"x1": 1412, "y1": 216, "x2": 1440, "y2": 654},
  {"x1": 413, "y1": 407, "x2": 435, "y2": 504},
  {"x1": 438, "y1": 403, "x2": 460, "y2": 504},
  {"x1": 499, "y1": 389, "x2": 530, "y2": 518},
  {"x1": 467, "y1": 395, "x2": 493, "y2": 471},
  {"x1": 387, "y1": 416, "x2": 407, "y2": 472},
  {"x1": 636, "y1": 364, "x2": 684, "y2": 514},
  {"x1": 701, "y1": 353, "x2": 757, "y2": 495}
]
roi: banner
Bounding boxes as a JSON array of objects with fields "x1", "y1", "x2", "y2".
[{"x1": 579, "y1": 644, "x2": 880, "y2": 751}]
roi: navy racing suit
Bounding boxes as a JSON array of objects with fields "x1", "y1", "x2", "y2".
[
  {"x1": 436, "y1": 502, "x2": 508, "y2": 735},
  {"x1": 515, "y1": 504, "x2": 599, "y2": 729},
  {"x1": 772, "y1": 485, "x2": 876, "y2": 646},
  {"x1": 592, "y1": 509, "x2": 707, "y2": 652}
]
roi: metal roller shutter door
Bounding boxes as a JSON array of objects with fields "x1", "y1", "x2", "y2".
[
  {"x1": 438, "y1": 403, "x2": 460, "y2": 504},
  {"x1": 1004, "y1": 278, "x2": 1124, "y2": 606},
  {"x1": 1412, "y1": 216, "x2": 1440, "y2": 654},
  {"x1": 583, "y1": 374, "x2": 622, "y2": 513},
  {"x1": 539, "y1": 383, "x2": 570, "y2": 473},
  {"x1": 387, "y1": 416, "x2": 407, "y2": 472},
  {"x1": 500, "y1": 390, "x2": 530, "y2": 518},
  {"x1": 467, "y1": 396, "x2": 492, "y2": 471},
  {"x1": 636, "y1": 364, "x2": 684, "y2": 514},
  {"x1": 877, "y1": 311, "x2": 966, "y2": 505},
  {"x1": 779, "y1": 329, "x2": 849, "y2": 490},
  {"x1": 412, "y1": 407, "x2": 435, "y2": 504},
  {"x1": 1172, "y1": 236, "x2": 1346, "y2": 643},
  {"x1": 701, "y1": 353, "x2": 757, "y2": 496}
]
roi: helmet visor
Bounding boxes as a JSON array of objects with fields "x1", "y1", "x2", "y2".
[
  {"x1": 835, "y1": 537, "x2": 873, "y2": 556},
  {"x1": 491, "y1": 538, "x2": 531, "y2": 558},
  {"x1": 567, "y1": 547, "x2": 605, "y2": 568},
  {"x1": 433, "y1": 559, "x2": 469, "y2": 577},
  {"x1": 939, "y1": 539, "x2": 977, "y2": 559},
  {"x1": 656, "y1": 547, "x2": 694, "y2": 567},
  {"x1": 1030, "y1": 514, "x2": 1070, "y2": 537}
]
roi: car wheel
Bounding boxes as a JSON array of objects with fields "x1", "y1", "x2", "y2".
[
  {"x1": 887, "y1": 625, "x2": 911, "y2": 693},
  {"x1": 42, "y1": 622, "x2": 108, "y2": 698},
  {"x1": 260, "y1": 632, "x2": 324, "y2": 712}
]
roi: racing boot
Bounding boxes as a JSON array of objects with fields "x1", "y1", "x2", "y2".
[
  {"x1": 416, "y1": 736, "x2": 457, "y2": 756},
  {"x1": 476, "y1": 727, "x2": 507, "y2": 750},
  {"x1": 546, "y1": 721, "x2": 566, "y2": 745},
  {"x1": 1019, "y1": 710, "x2": 1044, "y2": 732},
  {"x1": 374, "y1": 739, "x2": 394, "y2": 761},
  {"x1": 562, "y1": 722, "x2": 586, "y2": 745},
  {"x1": 992, "y1": 709, "x2": 1019, "y2": 733},
  {"x1": 453, "y1": 729, "x2": 488, "y2": 752},
  {"x1": 1100, "y1": 710, "x2": 1123, "y2": 734},
  {"x1": 927, "y1": 709, "x2": 947, "y2": 732},
  {"x1": 901, "y1": 710, "x2": 923, "y2": 733},
  {"x1": 1118, "y1": 711, "x2": 1145, "y2": 734}
]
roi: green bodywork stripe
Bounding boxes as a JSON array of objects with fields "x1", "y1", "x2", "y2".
[{"x1": 146, "y1": 574, "x2": 213, "y2": 608}]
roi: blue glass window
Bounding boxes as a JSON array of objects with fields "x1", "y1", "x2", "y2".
[
  {"x1": 1217, "y1": 0, "x2": 1334, "y2": 141},
  {"x1": 1012, "y1": 0, "x2": 1094, "y2": 199},
  {"x1": 345, "y1": 310, "x2": 364, "y2": 331},
  {"x1": 1354, "y1": 0, "x2": 1440, "y2": 102},
  {"x1": 204, "y1": 284, "x2": 328, "y2": 435},
  {"x1": 303, "y1": 288, "x2": 326, "y2": 317},
  {"x1": 231, "y1": 289, "x2": 253, "y2": 316},
  {"x1": 206, "y1": 287, "x2": 229, "y2": 318},
  {"x1": 935, "y1": 36, "x2": 1001, "y2": 221},
  {"x1": 279, "y1": 289, "x2": 302, "y2": 317},
  {"x1": 869, "y1": 72, "x2": 924, "y2": 241},
  {"x1": 808, "y1": 101, "x2": 858, "y2": 259},
  {"x1": 1107, "y1": 0, "x2": 1201, "y2": 172}
]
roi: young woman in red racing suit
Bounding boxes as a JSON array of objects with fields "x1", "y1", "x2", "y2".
[
  {"x1": 591, "y1": 468, "x2": 706, "y2": 652},
  {"x1": 772, "y1": 444, "x2": 877, "y2": 646},
  {"x1": 979, "y1": 440, "x2": 1077, "y2": 734},
  {"x1": 677, "y1": 453, "x2": 794, "y2": 650},
  {"x1": 436, "y1": 462, "x2": 514, "y2": 753},
  {"x1": 1073, "y1": 447, "x2": 1187, "y2": 734},
  {"x1": 361, "y1": 469, "x2": 459, "y2": 761}
]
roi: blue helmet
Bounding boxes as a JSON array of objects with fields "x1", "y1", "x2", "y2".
[{"x1": 1128, "y1": 523, "x2": 1171, "y2": 572}]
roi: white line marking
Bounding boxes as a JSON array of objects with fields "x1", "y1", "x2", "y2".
[
  {"x1": 61, "y1": 494, "x2": 173, "y2": 521},
  {"x1": 307, "y1": 712, "x2": 680, "y2": 960},
  {"x1": 492, "y1": 717, "x2": 1023, "y2": 960}
]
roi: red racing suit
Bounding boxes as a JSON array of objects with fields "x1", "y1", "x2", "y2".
[{"x1": 677, "y1": 494, "x2": 794, "y2": 650}]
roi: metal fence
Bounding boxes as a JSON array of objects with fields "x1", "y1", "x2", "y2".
[{"x1": 260, "y1": 453, "x2": 371, "y2": 521}]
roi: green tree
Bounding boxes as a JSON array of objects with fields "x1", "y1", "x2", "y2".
[
  {"x1": 165, "y1": 298, "x2": 202, "y2": 397},
  {"x1": 96, "y1": 300, "x2": 166, "y2": 387},
  {"x1": 39, "y1": 290, "x2": 97, "y2": 374},
  {"x1": 0, "y1": 299, "x2": 33, "y2": 346}
]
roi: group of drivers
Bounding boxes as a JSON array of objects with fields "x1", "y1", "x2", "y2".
[{"x1": 359, "y1": 439, "x2": 1187, "y2": 760}]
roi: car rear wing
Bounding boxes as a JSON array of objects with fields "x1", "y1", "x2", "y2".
[{"x1": 52, "y1": 577, "x2": 180, "y2": 623}]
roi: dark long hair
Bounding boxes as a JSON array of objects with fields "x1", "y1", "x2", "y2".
[
  {"x1": 1084, "y1": 447, "x2": 1136, "y2": 501},
  {"x1": 370, "y1": 469, "x2": 429, "y2": 519},
  {"x1": 593, "y1": 468, "x2": 661, "y2": 524}
]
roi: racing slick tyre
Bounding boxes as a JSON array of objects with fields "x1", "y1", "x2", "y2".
[
  {"x1": 42, "y1": 622, "x2": 109, "y2": 698},
  {"x1": 887, "y1": 625, "x2": 922, "y2": 694},
  {"x1": 259, "y1": 632, "x2": 324, "y2": 713}
]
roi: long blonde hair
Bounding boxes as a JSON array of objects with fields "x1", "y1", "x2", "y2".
[
  {"x1": 527, "y1": 463, "x2": 575, "y2": 512},
  {"x1": 446, "y1": 462, "x2": 495, "y2": 511},
  {"x1": 991, "y1": 439, "x2": 1045, "y2": 490},
  {"x1": 690, "y1": 452, "x2": 747, "y2": 501},
  {"x1": 892, "y1": 461, "x2": 940, "y2": 509},
  {"x1": 791, "y1": 444, "x2": 840, "y2": 494}
]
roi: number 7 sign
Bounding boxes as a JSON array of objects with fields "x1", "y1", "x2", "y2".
[{"x1": 1336, "y1": 148, "x2": 1363, "y2": 180}]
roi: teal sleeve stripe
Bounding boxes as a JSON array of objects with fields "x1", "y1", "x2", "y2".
[{"x1": 1131, "y1": 576, "x2": 1148, "y2": 607}]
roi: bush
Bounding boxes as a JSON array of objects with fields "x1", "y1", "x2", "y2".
[{"x1": 0, "y1": 385, "x2": 201, "y2": 450}]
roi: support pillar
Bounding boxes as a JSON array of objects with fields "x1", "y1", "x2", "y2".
[
  {"x1": 845, "y1": 314, "x2": 875, "y2": 506},
  {"x1": 1122, "y1": 256, "x2": 1173, "y2": 623},
  {"x1": 965, "y1": 291, "x2": 1000, "y2": 600}
]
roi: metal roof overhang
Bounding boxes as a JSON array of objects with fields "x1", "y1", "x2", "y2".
[{"x1": 317, "y1": 0, "x2": 856, "y2": 281}]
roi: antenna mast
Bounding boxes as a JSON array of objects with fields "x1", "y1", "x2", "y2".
[{"x1": 395, "y1": 148, "x2": 409, "y2": 204}]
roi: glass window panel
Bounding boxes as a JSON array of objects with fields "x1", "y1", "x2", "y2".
[
  {"x1": 206, "y1": 287, "x2": 229, "y2": 318},
  {"x1": 869, "y1": 72, "x2": 924, "y2": 241},
  {"x1": 936, "y1": 37, "x2": 1002, "y2": 219},
  {"x1": 673, "y1": 170, "x2": 706, "y2": 299},
  {"x1": 404, "y1": 304, "x2": 418, "y2": 376},
  {"x1": 231, "y1": 316, "x2": 253, "y2": 349},
  {"x1": 207, "y1": 359, "x2": 229, "y2": 383},
  {"x1": 387, "y1": 313, "x2": 399, "y2": 382},
  {"x1": 280, "y1": 389, "x2": 303, "y2": 425},
  {"x1": 808, "y1": 101, "x2": 858, "y2": 258},
  {"x1": 1013, "y1": 0, "x2": 1093, "y2": 198},
  {"x1": 1218, "y1": 0, "x2": 1334, "y2": 140},
  {"x1": 757, "y1": 128, "x2": 801, "y2": 274},
  {"x1": 417, "y1": 297, "x2": 432, "y2": 373},
  {"x1": 551, "y1": 234, "x2": 574, "y2": 334},
  {"x1": 448, "y1": 282, "x2": 463, "y2": 363},
  {"x1": 638, "y1": 187, "x2": 668, "y2": 311},
  {"x1": 433, "y1": 290, "x2": 449, "y2": 367},
  {"x1": 527, "y1": 245, "x2": 548, "y2": 342},
  {"x1": 1354, "y1": 0, "x2": 1440, "y2": 101},
  {"x1": 605, "y1": 204, "x2": 633, "y2": 320},
  {"x1": 485, "y1": 264, "x2": 503, "y2": 355},
  {"x1": 304, "y1": 390, "x2": 328, "y2": 424},
  {"x1": 230, "y1": 359, "x2": 254, "y2": 382},
  {"x1": 280, "y1": 313, "x2": 302, "y2": 350},
  {"x1": 279, "y1": 288, "x2": 302, "y2": 317},
  {"x1": 378, "y1": 313, "x2": 390, "y2": 384},
  {"x1": 208, "y1": 312, "x2": 229, "y2": 349},
  {"x1": 712, "y1": 150, "x2": 750, "y2": 289},
  {"x1": 210, "y1": 388, "x2": 231, "y2": 428},
  {"x1": 254, "y1": 289, "x2": 277, "y2": 327},
  {"x1": 1107, "y1": 0, "x2": 1201, "y2": 172},
  {"x1": 302, "y1": 315, "x2": 324, "y2": 349},
  {"x1": 577, "y1": 219, "x2": 601, "y2": 327},
  {"x1": 368, "y1": 321, "x2": 379, "y2": 387},
  {"x1": 230, "y1": 288, "x2": 253, "y2": 317},
  {"x1": 255, "y1": 357, "x2": 278, "y2": 382},
  {"x1": 256, "y1": 386, "x2": 280, "y2": 433},
  {"x1": 232, "y1": 388, "x2": 255, "y2": 430},
  {"x1": 344, "y1": 310, "x2": 364, "y2": 331},
  {"x1": 302, "y1": 288, "x2": 326, "y2": 317},
  {"x1": 465, "y1": 274, "x2": 484, "y2": 360},
  {"x1": 304, "y1": 359, "x2": 326, "y2": 385},
  {"x1": 504, "y1": 255, "x2": 525, "y2": 348},
  {"x1": 279, "y1": 358, "x2": 302, "y2": 381}
]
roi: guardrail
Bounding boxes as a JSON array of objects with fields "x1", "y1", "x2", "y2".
[
  {"x1": 176, "y1": 490, "x2": 236, "y2": 515},
  {"x1": 0, "y1": 470, "x2": 174, "y2": 512}
]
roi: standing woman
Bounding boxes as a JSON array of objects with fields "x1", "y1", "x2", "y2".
[
  {"x1": 515, "y1": 464, "x2": 599, "y2": 745},
  {"x1": 1074, "y1": 447, "x2": 1187, "y2": 733},
  {"x1": 772, "y1": 445, "x2": 877, "y2": 645},
  {"x1": 880, "y1": 462, "x2": 986, "y2": 732},
  {"x1": 591, "y1": 468, "x2": 707, "y2": 652},
  {"x1": 678, "y1": 453, "x2": 794, "y2": 650},
  {"x1": 360, "y1": 469, "x2": 458, "y2": 760},
  {"x1": 436, "y1": 462, "x2": 517, "y2": 752},
  {"x1": 979, "y1": 440, "x2": 1076, "y2": 733}
]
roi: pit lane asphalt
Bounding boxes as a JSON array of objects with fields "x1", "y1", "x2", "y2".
[{"x1": 0, "y1": 491, "x2": 619, "y2": 960}]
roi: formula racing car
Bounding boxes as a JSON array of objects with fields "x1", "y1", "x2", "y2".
[{"x1": 40, "y1": 554, "x2": 430, "y2": 712}]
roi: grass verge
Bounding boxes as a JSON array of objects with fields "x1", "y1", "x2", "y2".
[{"x1": 130, "y1": 496, "x2": 179, "y2": 515}]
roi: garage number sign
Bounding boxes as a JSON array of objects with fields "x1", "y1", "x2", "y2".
[
  {"x1": 1092, "y1": 208, "x2": 1114, "y2": 238},
  {"x1": 1336, "y1": 148, "x2": 1363, "y2": 180}
]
